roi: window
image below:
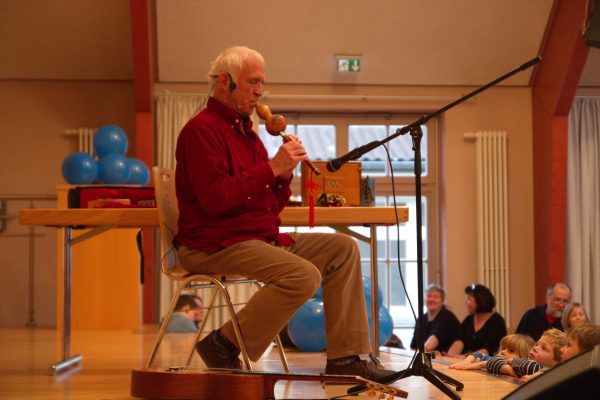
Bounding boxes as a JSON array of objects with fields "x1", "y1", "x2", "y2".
[{"x1": 260, "y1": 113, "x2": 438, "y2": 329}]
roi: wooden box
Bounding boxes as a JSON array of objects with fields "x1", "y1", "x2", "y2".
[{"x1": 300, "y1": 161, "x2": 362, "y2": 206}]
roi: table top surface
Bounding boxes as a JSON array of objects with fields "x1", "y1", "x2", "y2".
[{"x1": 20, "y1": 206, "x2": 408, "y2": 227}]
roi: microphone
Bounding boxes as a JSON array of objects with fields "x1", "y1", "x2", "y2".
[{"x1": 326, "y1": 141, "x2": 382, "y2": 172}]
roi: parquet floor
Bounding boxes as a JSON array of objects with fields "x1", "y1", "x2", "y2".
[{"x1": 0, "y1": 327, "x2": 518, "y2": 399}]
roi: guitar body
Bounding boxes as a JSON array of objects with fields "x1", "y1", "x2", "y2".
[{"x1": 130, "y1": 367, "x2": 370, "y2": 400}]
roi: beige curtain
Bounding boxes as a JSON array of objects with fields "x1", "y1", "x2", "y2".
[
  {"x1": 156, "y1": 92, "x2": 205, "y2": 169},
  {"x1": 567, "y1": 97, "x2": 600, "y2": 324}
]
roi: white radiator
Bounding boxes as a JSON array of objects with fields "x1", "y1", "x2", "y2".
[
  {"x1": 464, "y1": 131, "x2": 510, "y2": 322},
  {"x1": 65, "y1": 127, "x2": 96, "y2": 155}
]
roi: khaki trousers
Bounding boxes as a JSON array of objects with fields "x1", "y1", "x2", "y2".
[{"x1": 177, "y1": 232, "x2": 372, "y2": 361}]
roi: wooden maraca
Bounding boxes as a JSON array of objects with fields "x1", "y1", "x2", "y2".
[{"x1": 255, "y1": 104, "x2": 321, "y2": 175}]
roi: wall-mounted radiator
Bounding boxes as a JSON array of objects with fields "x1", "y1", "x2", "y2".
[
  {"x1": 65, "y1": 127, "x2": 97, "y2": 155},
  {"x1": 464, "y1": 131, "x2": 510, "y2": 322}
]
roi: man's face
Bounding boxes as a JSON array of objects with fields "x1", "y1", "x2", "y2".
[
  {"x1": 192, "y1": 298, "x2": 204, "y2": 324},
  {"x1": 546, "y1": 286, "x2": 571, "y2": 318},
  {"x1": 230, "y1": 59, "x2": 265, "y2": 116}
]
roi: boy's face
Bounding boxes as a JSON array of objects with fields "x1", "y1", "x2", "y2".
[
  {"x1": 561, "y1": 337, "x2": 581, "y2": 362},
  {"x1": 529, "y1": 336, "x2": 559, "y2": 367},
  {"x1": 498, "y1": 346, "x2": 520, "y2": 359}
]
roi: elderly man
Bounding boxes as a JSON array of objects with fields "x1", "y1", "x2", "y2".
[
  {"x1": 516, "y1": 282, "x2": 571, "y2": 341},
  {"x1": 173, "y1": 46, "x2": 392, "y2": 380}
]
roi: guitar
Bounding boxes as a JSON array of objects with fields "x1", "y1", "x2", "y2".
[{"x1": 130, "y1": 367, "x2": 408, "y2": 399}]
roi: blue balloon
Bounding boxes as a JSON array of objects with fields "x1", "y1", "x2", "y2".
[
  {"x1": 93, "y1": 125, "x2": 128, "y2": 157},
  {"x1": 313, "y1": 285, "x2": 323, "y2": 299},
  {"x1": 363, "y1": 275, "x2": 384, "y2": 309},
  {"x1": 287, "y1": 299, "x2": 326, "y2": 352},
  {"x1": 126, "y1": 158, "x2": 150, "y2": 186},
  {"x1": 98, "y1": 153, "x2": 130, "y2": 184},
  {"x1": 61, "y1": 152, "x2": 98, "y2": 184},
  {"x1": 367, "y1": 305, "x2": 394, "y2": 346}
]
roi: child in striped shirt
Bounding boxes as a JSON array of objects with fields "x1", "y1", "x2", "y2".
[
  {"x1": 519, "y1": 323, "x2": 600, "y2": 383},
  {"x1": 486, "y1": 328, "x2": 567, "y2": 378},
  {"x1": 449, "y1": 334, "x2": 534, "y2": 371}
]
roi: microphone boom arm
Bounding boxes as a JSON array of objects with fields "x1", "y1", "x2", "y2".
[{"x1": 326, "y1": 56, "x2": 541, "y2": 172}]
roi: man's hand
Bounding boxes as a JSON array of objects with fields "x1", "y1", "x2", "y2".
[{"x1": 268, "y1": 135, "x2": 308, "y2": 178}]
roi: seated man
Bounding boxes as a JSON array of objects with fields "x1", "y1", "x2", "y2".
[
  {"x1": 173, "y1": 46, "x2": 393, "y2": 380},
  {"x1": 166, "y1": 294, "x2": 203, "y2": 333},
  {"x1": 516, "y1": 282, "x2": 571, "y2": 341}
]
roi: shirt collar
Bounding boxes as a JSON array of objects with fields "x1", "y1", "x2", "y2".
[{"x1": 207, "y1": 97, "x2": 254, "y2": 134}]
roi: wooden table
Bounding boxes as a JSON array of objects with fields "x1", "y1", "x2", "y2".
[{"x1": 20, "y1": 206, "x2": 407, "y2": 373}]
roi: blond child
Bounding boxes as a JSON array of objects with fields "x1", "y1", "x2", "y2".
[
  {"x1": 486, "y1": 328, "x2": 567, "y2": 378},
  {"x1": 519, "y1": 324, "x2": 600, "y2": 383},
  {"x1": 561, "y1": 323, "x2": 600, "y2": 361},
  {"x1": 449, "y1": 334, "x2": 535, "y2": 371},
  {"x1": 561, "y1": 302, "x2": 590, "y2": 332}
]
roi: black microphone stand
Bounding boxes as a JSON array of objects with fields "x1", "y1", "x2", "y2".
[{"x1": 340, "y1": 56, "x2": 541, "y2": 399}]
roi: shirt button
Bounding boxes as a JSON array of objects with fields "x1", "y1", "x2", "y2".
[
  {"x1": 235, "y1": 119, "x2": 239, "y2": 123},
  {"x1": 265, "y1": 184, "x2": 270, "y2": 189},
  {"x1": 247, "y1": 196, "x2": 251, "y2": 200},
  {"x1": 278, "y1": 185, "x2": 283, "y2": 189}
]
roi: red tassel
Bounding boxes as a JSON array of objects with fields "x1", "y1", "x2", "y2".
[{"x1": 306, "y1": 170, "x2": 319, "y2": 229}]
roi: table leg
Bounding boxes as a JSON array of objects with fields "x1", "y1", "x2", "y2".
[
  {"x1": 50, "y1": 227, "x2": 82, "y2": 373},
  {"x1": 370, "y1": 225, "x2": 380, "y2": 358}
]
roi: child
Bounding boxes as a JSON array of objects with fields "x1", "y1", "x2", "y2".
[
  {"x1": 449, "y1": 334, "x2": 535, "y2": 371},
  {"x1": 519, "y1": 324, "x2": 600, "y2": 383},
  {"x1": 560, "y1": 323, "x2": 600, "y2": 361},
  {"x1": 486, "y1": 328, "x2": 567, "y2": 378},
  {"x1": 561, "y1": 302, "x2": 590, "y2": 332}
]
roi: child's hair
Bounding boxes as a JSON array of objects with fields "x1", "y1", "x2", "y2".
[
  {"x1": 567, "y1": 324, "x2": 600, "y2": 354},
  {"x1": 499, "y1": 334, "x2": 536, "y2": 358},
  {"x1": 561, "y1": 302, "x2": 590, "y2": 331},
  {"x1": 541, "y1": 328, "x2": 568, "y2": 362}
]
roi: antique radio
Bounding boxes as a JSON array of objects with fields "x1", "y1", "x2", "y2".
[{"x1": 300, "y1": 161, "x2": 362, "y2": 206}]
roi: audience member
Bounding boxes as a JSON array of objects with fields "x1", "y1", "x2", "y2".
[
  {"x1": 516, "y1": 282, "x2": 571, "y2": 341},
  {"x1": 486, "y1": 328, "x2": 566, "y2": 378},
  {"x1": 449, "y1": 333, "x2": 535, "y2": 371},
  {"x1": 519, "y1": 324, "x2": 600, "y2": 383},
  {"x1": 560, "y1": 323, "x2": 600, "y2": 362},
  {"x1": 561, "y1": 302, "x2": 590, "y2": 332},
  {"x1": 166, "y1": 294, "x2": 204, "y2": 333},
  {"x1": 447, "y1": 284, "x2": 507, "y2": 356},
  {"x1": 410, "y1": 284, "x2": 460, "y2": 353}
]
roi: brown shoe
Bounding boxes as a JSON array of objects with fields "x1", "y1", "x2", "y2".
[
  {"x1": 195, "y1": 330, "x2": 244, "y2": 370},
  {"x1": 325, "y1": 356, "x2": 395, "y2": 382}
]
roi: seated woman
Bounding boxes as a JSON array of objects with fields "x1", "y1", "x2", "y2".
[
  {"x1": 410, "y1": 284, "x2": 460, "y2": 353},
  {"x1": 446, "y1": 283, "x2": 507, "y2": 357}
]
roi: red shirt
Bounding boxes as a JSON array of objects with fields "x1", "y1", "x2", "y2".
[{"x1": 175, "y1": 97, "x2": 294, "y2": 253}]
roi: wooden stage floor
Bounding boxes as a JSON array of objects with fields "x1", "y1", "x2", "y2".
[{"x1": 0, "y1": 327, "x2": 519, "y2": 399}]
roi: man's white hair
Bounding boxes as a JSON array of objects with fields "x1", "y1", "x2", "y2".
[{"x1": 208, "y1": 46, "x2": 265, "y2": 85}]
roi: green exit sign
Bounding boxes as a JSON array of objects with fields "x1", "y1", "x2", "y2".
[{"x1": 336, "y1": 57, "x2": 361, "y2": 72}]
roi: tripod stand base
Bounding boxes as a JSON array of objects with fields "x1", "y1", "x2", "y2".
[{"x1": 348, "y1": 352, "x2": 463, "y2": 400}]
